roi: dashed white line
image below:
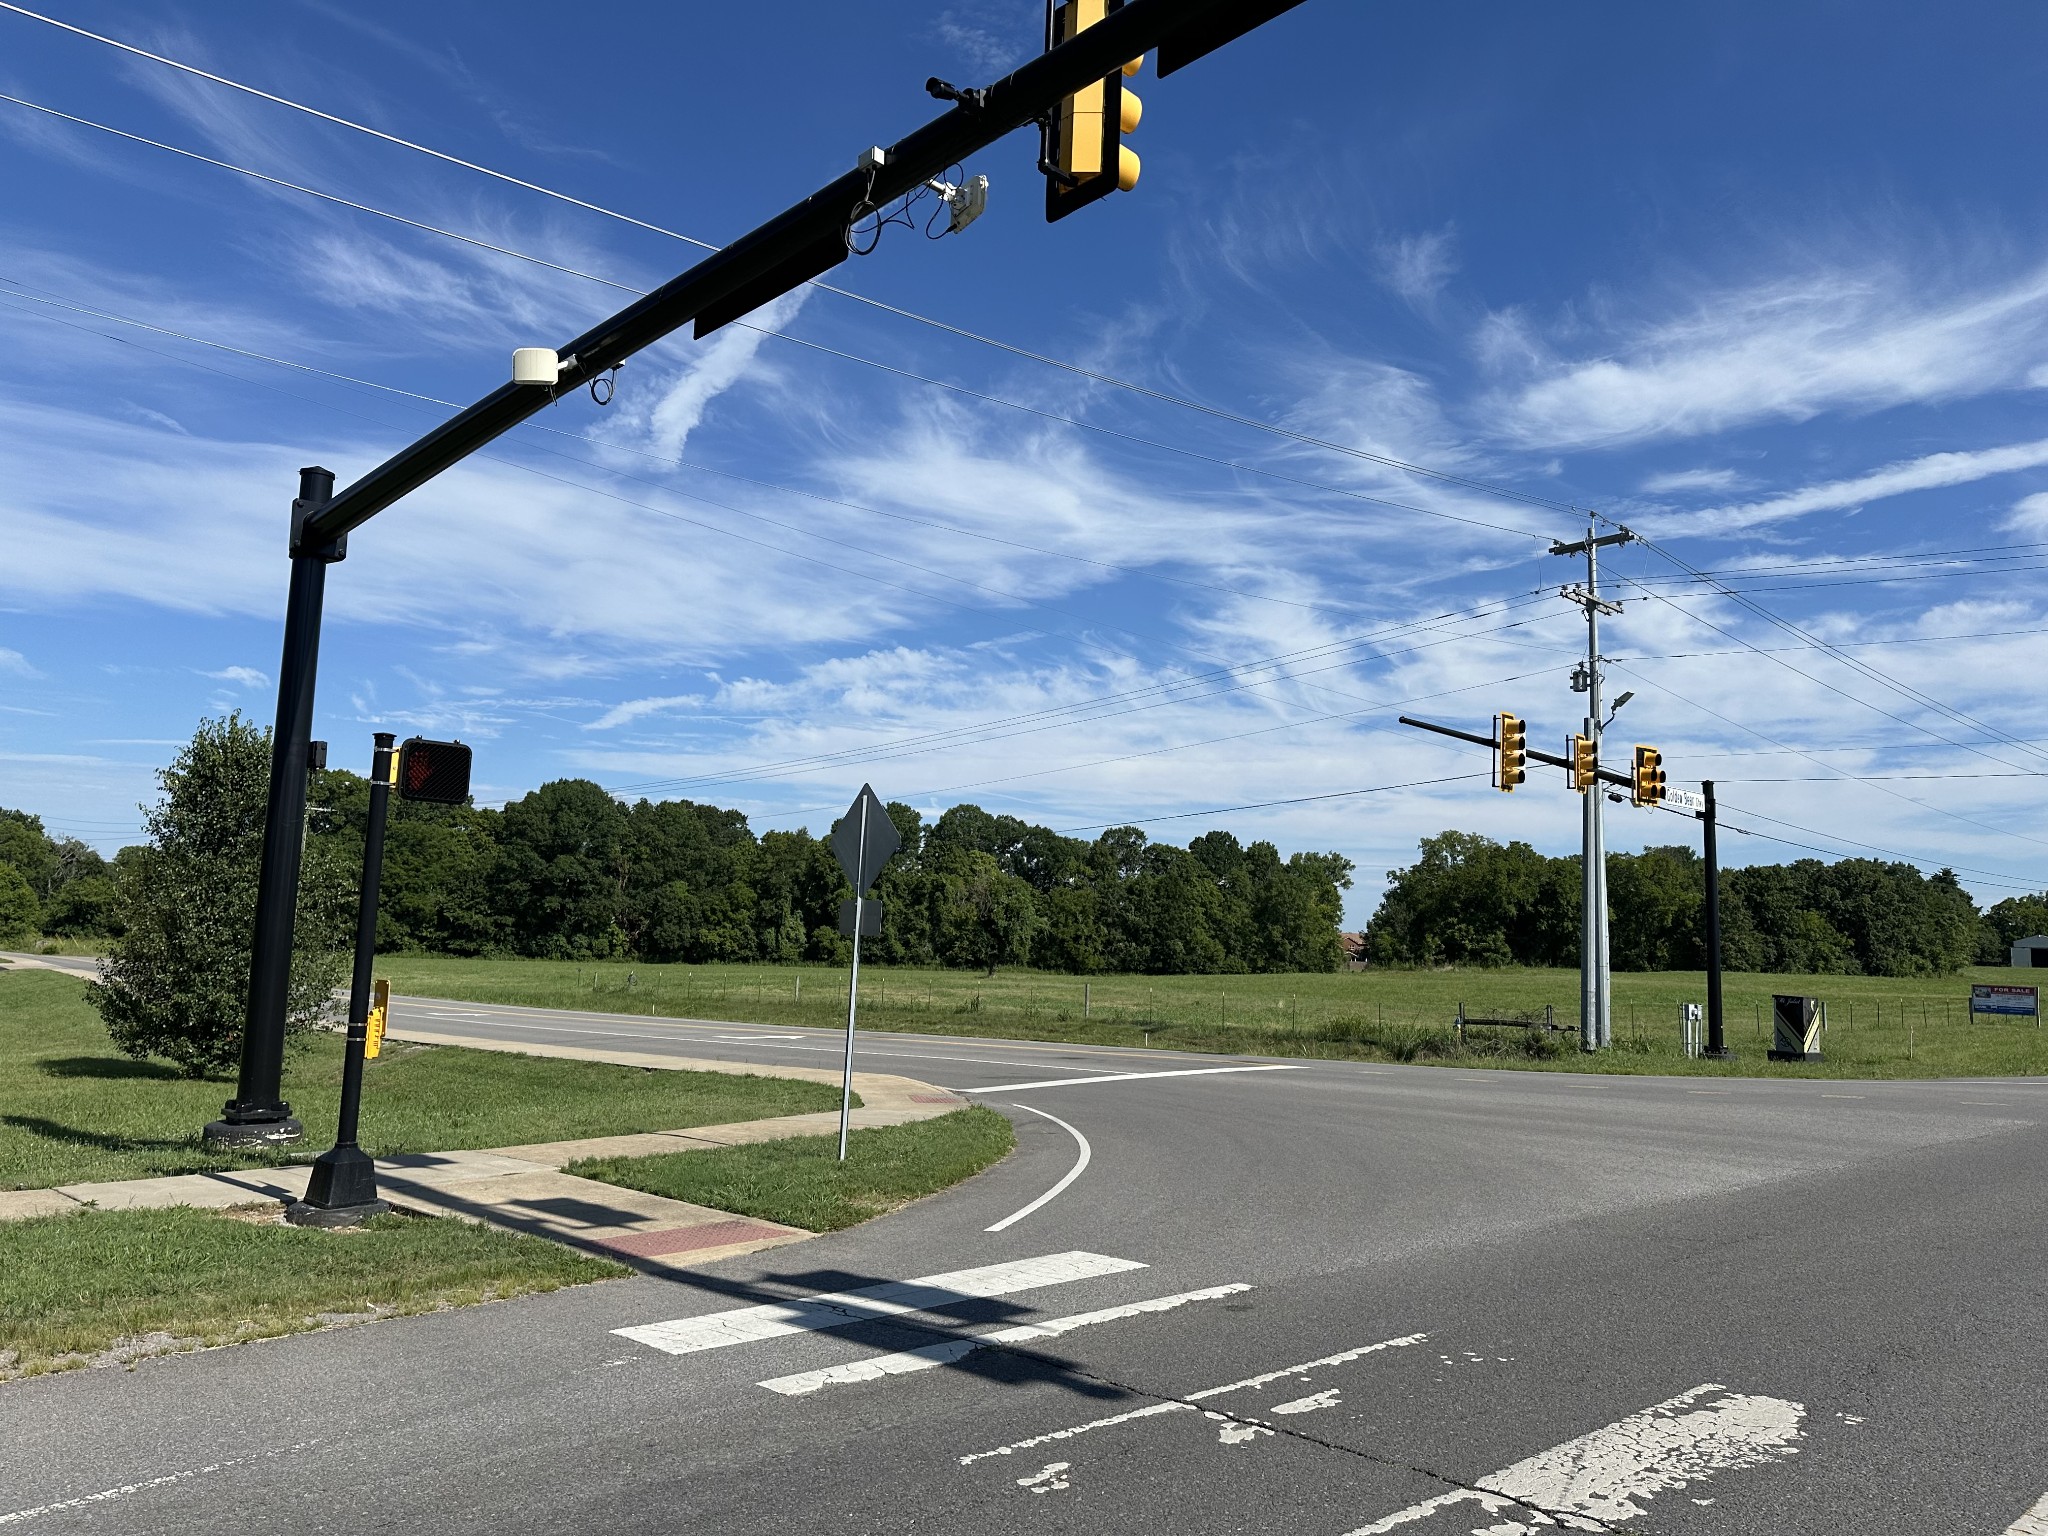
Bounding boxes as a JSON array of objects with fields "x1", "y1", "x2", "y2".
[
  {"x1": 961, "y1": 1065, "x2": 1311, "y2": 1093},
  {"x1": 959, "y1": 1333, "x2": 1429, "y2": 1465},
  {"x1": 0, "y1": 1441, "x2": 321, "y2": 1526},
  {"x1": 1340, "y1": 1383, "x2": 1805, "y2": 1533},
  {"x1": 615, "y1": 1251, "x2": 1144, "y2": 1356},
  {"x1": 758, "y1": 1284, "x2": 1251, "y2": 1396},
  {"x1": 985, "y1": 1104, "x2": 1091, "y2": 1233}
]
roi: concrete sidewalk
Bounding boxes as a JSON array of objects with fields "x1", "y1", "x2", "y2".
[{"x1": 0, "y1": 1038, "x2": 971, "y2": 1271}]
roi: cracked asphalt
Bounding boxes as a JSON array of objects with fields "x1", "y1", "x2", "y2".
[{"x1": 3, "y1": 995, "x2": 2045, "y2": 1533}]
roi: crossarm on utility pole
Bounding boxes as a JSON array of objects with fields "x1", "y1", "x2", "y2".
[{"x1": 302, "y1": 0, "x2": 1308, "y2": 547}]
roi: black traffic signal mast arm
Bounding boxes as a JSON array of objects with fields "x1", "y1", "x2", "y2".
[
  {"x1": 301, "y1": 0, "x2": 1307, "y2": 547},
  {"x1": 212, "y1": 0, "x2": 1314, "y2": 1145},
  {"x1": 1397, "y1": 714, "x2": 1635, "y2": 790}
]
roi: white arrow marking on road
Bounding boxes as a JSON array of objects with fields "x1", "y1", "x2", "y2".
[
  {"x1": 1339, "y1": 1383, "x2": 1805, "y2": 1533},
  {"x1": 615, "y1": 1251, "x2": 1144, "y2": 1356},
  {"x1": 985, "y1": 1103, "x2": 1090, "y2": 1233},
  {"x1": 961, "y1": 1065, "x2": 1310, "y2": 1093},
  {"x1": 2007, "y1": 1492, "x2": 2048, "y2": 1534},
  {"x1": 959, "y1": 1334, "x2": 1430, "y2": 1465},
  {"x1": 758, "y1": 1284, "x2": 1251, "y2": 1396}
]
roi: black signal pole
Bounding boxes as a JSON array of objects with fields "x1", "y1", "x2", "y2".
[
  {"x1": 289, "y1": 733, "x2": 394, "y2": 1226},
  {"x1": 205, "y1": 466, "x2": 342, "y2": 1146},
  {"x1": 1701, "y1": 778, "x2": 1729, "y2": 1058},
  {"x1": 208, "y1": 0, "x2": 1312, "y2": 1143}
]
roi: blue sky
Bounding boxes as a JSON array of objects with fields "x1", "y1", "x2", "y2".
[{"x1": 4, "y1": 0, "x2": 2048, "y2": 923}]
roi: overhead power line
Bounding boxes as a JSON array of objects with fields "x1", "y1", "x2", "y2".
[
  {"x1": 3, "y1": 280, "x2": 1584, "y2": 787},
  {"x1": 1051, "y1": 772, "x2": 1492, "y2": 835},
  {"x1": 0, "y1": 22, "x2": 1576, "y2": 533},
  {"x1": 1625, "y1": 530, "x2": 2048, "y2": 771}
]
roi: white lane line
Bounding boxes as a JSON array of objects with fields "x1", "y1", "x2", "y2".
[
  {"x1": 960, "y1": 1333, "x2": 1429, "y2": 1465},
  {"x1": 615, "y1": 1251, "x2": 1144, "y2": 1356},
  {"x1": 986, "y1": 1104, "x2": 1091, "y2": 1233},
  {"x1": 1340, "y1": 1382, "x2": 1805, "y2": 1533},
  {"x1": 391, "y1": 1011, "x2": 1121, "y2": 1075},
  {"x1": 2007, "y1": 1491, "x2": 2048, "y2": 1534},
  {"x1": 0, "y1": 1441, "x2": 320, "y2": 1526},
  {"x1": 962, "y1": 1064, "x2": 1311, "y2": 1093},
  {"x1": 758, "y1": 1284, "x2": 1250, "y2": 1396}
]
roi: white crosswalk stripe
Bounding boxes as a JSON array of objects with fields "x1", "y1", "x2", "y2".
[
  {"x1": 615, "y1": 1251, "x2": 1144, "y2": 1357},
  {"x1": 1340, "y1": 1383, "x2": 1806, "y2": 1534},
  {"x1": 2006, "y1": 1492, "x2": 2048, "y2": 1535},
  {"x1": 758, "y1": 1284, "x2": 1251, "y2": 1396}
]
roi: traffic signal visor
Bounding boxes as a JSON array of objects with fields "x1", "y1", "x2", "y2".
[{"x1": 1495, "y1": 712, "x2": 1527, "y2": 792}]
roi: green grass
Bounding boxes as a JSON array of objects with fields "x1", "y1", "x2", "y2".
[
  {"x1": 570, "y1": 1107, "x2": 1015, "y2": 1232},
  {"x1": 0, "y1": 970, "x2": 847, "y2": 1189},
  {"x1": 378, "y1": 954, "x2": 2048, "y2": 1081},
  {"x1": 0, "y1": 1204, "x2": 624, "y2": 1380}
]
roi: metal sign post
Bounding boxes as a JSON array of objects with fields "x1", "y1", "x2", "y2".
[{"x1": 829, "y1": 785, "x2": 901, "y2": 1162}]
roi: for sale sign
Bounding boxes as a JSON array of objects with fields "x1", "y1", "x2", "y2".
[{"x1": 1971, "y1": 984, "x2": 2040, "y2": 1018}]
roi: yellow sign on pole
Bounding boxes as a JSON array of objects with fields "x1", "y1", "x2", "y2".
[{"x1": 365, "y1": 978, "x2": 389, "y2": 1060}]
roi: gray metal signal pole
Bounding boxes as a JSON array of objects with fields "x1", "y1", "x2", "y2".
[
  {"x1": 1552, "y1": 525, "x2": 1631, "y2": 1051},
  {"x1": 202, "y1": 0, "x2": 1313, "y2": 1145}
]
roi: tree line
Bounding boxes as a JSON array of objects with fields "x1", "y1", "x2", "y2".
[
  {"x1": 1364, "y1": 829, "x2": 2040, "y2": 976},
  {"x1": 7, "y1": 715, "x2": 1352, "y2": 980},
  {"x1": 301, "y1": 768, "x2": 1354, "y2": 976}
]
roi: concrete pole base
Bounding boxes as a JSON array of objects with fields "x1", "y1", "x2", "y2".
[
  {"x1": 202, "y1": 1115, "x2": 304, "y2": 1148},
  {"x1": 284, "y1": 1198, "x2": 389, "y2": 1229}
]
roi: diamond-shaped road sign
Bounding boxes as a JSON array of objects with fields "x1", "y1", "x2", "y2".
[{"x1": 831, "y1": 784, "x2": 901, "y2": 893}]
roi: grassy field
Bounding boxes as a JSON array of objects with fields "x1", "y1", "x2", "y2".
[
  {"x1": 0, "y1": 970, "x2": 847, "y2": 1189},
  {"x1": 571, "y1": 1107, "x2": 1014, "y2": 1232},
  {"x1": 0, "y1": 1204, "x2": 623, "y2": 1380},
  {"x1": 377, "y1": 955, "x2": 2048, "y2": 1081}
]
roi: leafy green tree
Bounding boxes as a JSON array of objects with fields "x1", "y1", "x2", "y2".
[
  {"x1": 494, "y1": 779, "x2": 631, "y2": 958},
  {"x1": 0, "y1": 809, "x2": 57, "y2": 898},
  {"x1": 0, "y1": 863, "x2": 38, "y2": 940},
  {"x1": 91, "y1": 714, "x2": 350, "y2": 1077},
  {"x1": 1982, "y1": 892, "x2": 2048, "y2": 963},
  {"x1": 940, "y1": 850, "x2": 1041, "y2": 974},
  {"x1": 40, "y1": 875, "x2": 118, "y2": 938}
]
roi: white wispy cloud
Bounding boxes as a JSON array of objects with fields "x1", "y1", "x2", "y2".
[
  {"x1": 0, "y1": 648, "x2": 36, "y2": 676},
  {"x1": 1375, "y1": 228, "x2": 1459, "y2": 308},
  {"x1": 202, "y1": 665, "x2": 268, "y2": 687},
  {"x1": 585, "y1": 694, "x2": 704, "y2": 731},
  {"x1": 1640, "y1": 467, "x2": 1743, "y2": 495},
  {"x1": 1681, "y1": 436, "x2": 2048, "y2": 532},
  {"x1": 1489, "y1": 262, "x2": 2048, "y2": 449}
]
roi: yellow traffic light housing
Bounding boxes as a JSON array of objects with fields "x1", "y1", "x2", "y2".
[
  {"x1": 1044, "y1": 0, "x2": 1142, "y2": 221},
  {"x1": 1568, "y1": 733, "x2": 1596, "y2": 793},
  {"x1": 1631, "y1": 745, "x2": 1666, "y2": 807},
  {"x1": 1495, "y1": 712, "x2": 1527, "y2": 793}
]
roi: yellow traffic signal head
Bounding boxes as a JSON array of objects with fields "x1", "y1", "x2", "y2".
[
  {"x1": 1631, "y1": 744, "x2": 1665, "y2": 807},
  {"x1": 1568, "y1": 733, "x2": 1595, "y2": 792},
  {"x1": 1044, "y1": 0, "x2": 1143, "y2": 220},
  {"x1": 1495, "y1": 711, "x2": 1527, "y2": 792}
]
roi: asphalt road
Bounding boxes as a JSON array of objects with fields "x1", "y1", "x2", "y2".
[{"x1": 5, "y1": 989, "x2": 2046, "y2": 1533}]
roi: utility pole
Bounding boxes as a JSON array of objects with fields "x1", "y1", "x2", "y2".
[
  {"x1": 203, "y1": 0, "x2": 1314, "y2": 1145},
  {"x1": 1700, "y1": 778, "x2": 1729, "y2": 1058},
  {"x1": 1551, "y1": 524, "x2": 1632, "y2": 1051}
]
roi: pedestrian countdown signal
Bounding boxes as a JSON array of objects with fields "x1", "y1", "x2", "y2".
[{"x1": 396, "y1": 738, "x2": 472, "y2": 805}]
